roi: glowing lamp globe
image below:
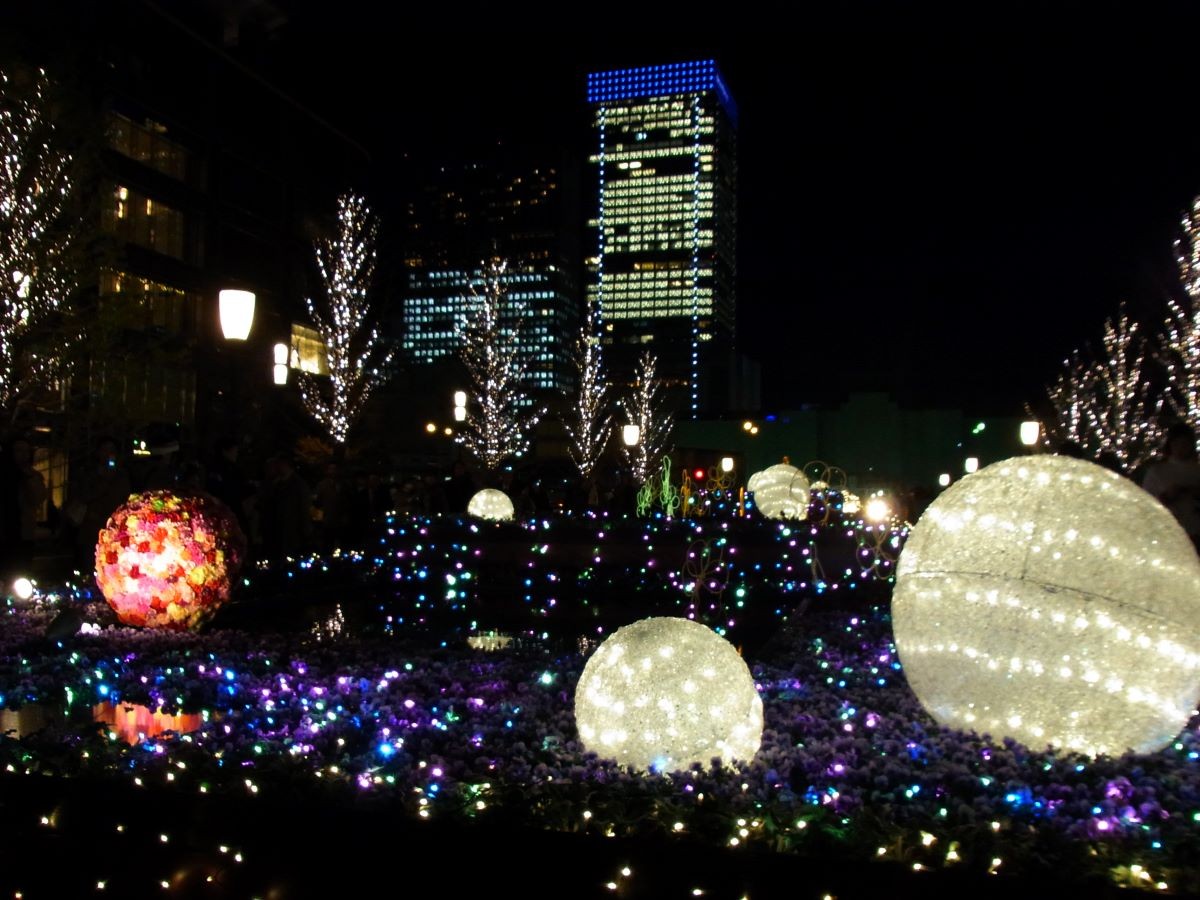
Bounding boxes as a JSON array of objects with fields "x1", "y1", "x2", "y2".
[
  {"x1": 95, "y1": 491, "x2": 245, "y2": 631},
  {"x1": 893, "y1": 455, "x2": 1200, "y2": 757},
  {"x1": 574, "y1": 617, "x2": 763, "y2": 772},
  {"x1": 747, "y1": 463, "x2": 810, "y2": 520},
  {"x1": 467, "y1": 488, "x2": 514, "y2": 521}
]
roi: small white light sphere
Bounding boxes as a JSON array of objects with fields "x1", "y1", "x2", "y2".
[
  {"x1": 864, "y1": 497, "x2": 890, "y2": 523},
  {"x1": 11, "y1": 577, "x2": 33, "y2": 601},
  {"x1": 467, "y1": 488, "x2": 514, "y2": 521},
  {"x1": 575, "y1": 617, "x2": 763, "y2": 772},
  {"x1": 894, "y1": 454, "x2": 1200, "y2": 757},
  {"x1": 747, "y1": 463, "x2": 810, "y2": 520}
]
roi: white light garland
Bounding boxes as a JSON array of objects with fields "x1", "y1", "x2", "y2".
[
  {"x1": 454, "y1": 259, "x2": 542, "y2": 471},
  {"x1": 619, "y1": 351, "x2": 672, "y2": 485},
  {"x1": 747, "y1": 464, "x2": 810, "y2": 520},
  {"x1": 575, "y1": 617, "x2": 762, "y2": 772},
  {"x1": 0, "y1": 67, "x2": 80, "y2": 416},
  {"x1": 893, "y1": 454, "x2": 1200, "y2": 757},
  {"x1": 298, "y1": 193, "x2": 393, "y2": 444},
  {"x1": 562, "y1": 315, "x2": 611, "y2": 480},
  {"x1": 466, "y1": 488, "x2": 514, "y2": 521}
]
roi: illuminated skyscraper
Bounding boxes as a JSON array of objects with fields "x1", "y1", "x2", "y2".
[
  {"x1": 400, "y1": 159, "x2": 579, "y2": 393},
  {"x1": 587, "y1": 60, "x2": 737, "y2": 417}
]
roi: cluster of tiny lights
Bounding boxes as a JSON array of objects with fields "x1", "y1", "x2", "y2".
[
  {"x1": 465, "y1": 488, "x2": 514, "y2": 522},
  {"x1": 0, "y1": 67, "x2": 79, "y2": 415},
  {"x1": 574, "y1": 617, "x2": 762, "y2": 772},
  {"x1": 747, "y1": 464, "x2": 811, "y2": 520},
  {"x1": 298, "y1": 192, "x2": 394, "y2": 444},
  {"x1": 454, "y1": 259, "x2": 542, "y2": 471},
  {"x1": 619, "y1": 350, "x2": 672, "y2": 485},
  {"x1": 563, "y1": 324, "x2": 612, "y2": 479},
  {"x1": 893, "y1": 454, "x2": 1200, "y2": 756}
]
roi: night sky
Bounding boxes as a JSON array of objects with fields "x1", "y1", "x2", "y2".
[{"x1": 260, "y1": 5, "x2": 1200, "y2": 414}]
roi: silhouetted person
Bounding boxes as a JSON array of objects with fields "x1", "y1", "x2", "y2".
[
  {"x1": 259, "y1": 454, "x2": 312, "y2": 560},
  {"x1": 68, "y1": 437, "x2": 131, "y2": 568},
  {"x1": 444, "y1": 461, "x2": 475, "y2": 513},
  {"x1": 207, "y1": 437, "x2": 251, "y2": 529},
  {"x1": 1143, "y1": 423, "x2": 1200, "y2": 550}
]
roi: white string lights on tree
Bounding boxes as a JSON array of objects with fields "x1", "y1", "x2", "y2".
[
  {"x1": 0, "y1": 67, "x2": 80, "y2": 419},
  {"x1": 562, "y1": 313, "x2": 611, "y2": 481},
  {"x1": 1044, "y1": 307, "x2": 1159, "y2": 472},
  {"x1": 1161, "y1": 196, "x2": 1200, "y2": 433},
  {"x1": 454, "y1": 259, "x2": 541, "y2": 472},
  {"x1": 620, "y1": 350, "x2": 672, "y2": 486},
  {"x1": 299, "y1": 192, "x2": 393, "y2": 445}
]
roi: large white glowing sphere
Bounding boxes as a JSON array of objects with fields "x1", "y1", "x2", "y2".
[
  {"x1": 466, "y1": 488, "x2": 514, "y2": 521},
  {"x1": 747, "y1": 463, "x2": 810, "y2": 520},
  {"x1": 574, "y1": 617, "x2": 763, "y2": 772},
  {"x1": 894, "y1": 455, "x2": 1200, "y2": 757}
]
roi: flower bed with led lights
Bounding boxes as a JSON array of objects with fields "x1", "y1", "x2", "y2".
[{"x1": 1, "y1": 594, "x2": 1199, "y2": 896}]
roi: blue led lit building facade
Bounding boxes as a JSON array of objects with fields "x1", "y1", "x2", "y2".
[
  {"x1": 587, "y1": 61, "x2": 737, "y2": 417},
  {"x1": 400, "y1": 159, "x2": 579, "y2": 393}
]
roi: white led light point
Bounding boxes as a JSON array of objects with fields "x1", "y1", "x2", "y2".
[
  {"x1": 574, "y1": 617, "x2": 762, "y2": 772},
  {"x1": 894, "y1": 455, "x2": 1200, "y2": 757}
]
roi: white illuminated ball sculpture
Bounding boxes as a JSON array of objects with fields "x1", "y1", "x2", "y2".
[
  {"x1": 574, "y1": 617, "x2": 763, "y2": 772},
  {"x1": 467, "y1": 488, "x2": 514, "y2": 521},
  {"x1": 747, "y1": 463, "x2": 811, "y2": 520},
  {"x1": 893, "y1": 454, "x2": 1200, "y2": 757}
]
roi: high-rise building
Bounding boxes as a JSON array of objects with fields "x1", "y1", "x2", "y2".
[
  {"x1": 399, "y1": 158, "x2": 579, "y2": 393},
  {"x1": 586, "y1": 60, "x2": 737, "y2": 417}
]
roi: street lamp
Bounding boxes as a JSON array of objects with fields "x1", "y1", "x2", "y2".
[
  {"x1": 218, "y1": 289, "x2": 255, "y2": 340},
  {"x1": 1020, "y1": 420, "x2": 1041, "y2": 447},
  {"x1": 453, "y1": 390, "x2": 467, "y2": 422},
  {"x1": 938, "y1": 473, "x2": 951, "y2": 487},
  {"x1": 622, "y1": 424, "x2": 640, "y2": 447},
  {"x1": 272, "y1": 342, "x2": 289, "y2": 385},
  {"x1": 720, "y1": 456, "x2": 734, "y2": 473},
  {"x1": 964, "y1": 457, "x2": 979, "y2": 474}
]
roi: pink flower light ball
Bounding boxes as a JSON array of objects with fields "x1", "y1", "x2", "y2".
[{"x1": 95, "y1": 491, "x2": 245, "y2": 631}]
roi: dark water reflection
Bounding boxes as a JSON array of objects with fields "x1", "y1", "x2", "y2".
[{"x1": 1, "y1": 702, "x2": 205, "y2": 744}]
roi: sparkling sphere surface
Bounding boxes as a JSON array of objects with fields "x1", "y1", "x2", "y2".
[
  {"x1": 574, "y1": 617, "x2": 763, "y2": 772},
  {"x1": 894, "y1": 455, "x2": 1200, "y2": 757},
  {"x1": 95, "y1": 491, "x2": 245, "y2": 631},
  {"x1": 747, "y1": 463, "x2": 810, "y2": 520},
  {"x1": 466, "y1": 488, "x2": 514, "y2": 521}
]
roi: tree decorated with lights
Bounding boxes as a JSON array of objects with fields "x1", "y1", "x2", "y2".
[
  {"x1": 454, "y1": 260, "x2": 541, "y2": 472},
  {"x1": 0, "y1": 67, "x2": 82, "y2": 421},
  {"x1": 298, "y1": 192, "x2": 393, "y2": 445},
  {"x1": 562, "y1": 316, "x2": 611, "y2": 480},
  {"x1": 1045, "y1": 307, "x2": 1159, "y2": 472},
  {"x1": 620, "y1": 350, "x2": 672, "y2": 485},
  {"x1": 1160, "y1": 196, "x2": 1200, "y2": 432}
]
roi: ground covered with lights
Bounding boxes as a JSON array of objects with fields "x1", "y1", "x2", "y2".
[{"x1": 2, "y1": 511, "x2": 1200, "y2": 898}]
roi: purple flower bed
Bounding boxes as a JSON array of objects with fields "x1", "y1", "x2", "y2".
[{"x1": 3, "y1": 584, "x2": 1199, "y2": 894}]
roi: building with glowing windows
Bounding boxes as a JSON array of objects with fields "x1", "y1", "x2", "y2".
[
  {"x1": 400, "y1": 159, "x2": 579, "y2": 393},
  {"x1": 587, "y1": 60, "x2": 738, "y2": 417}
]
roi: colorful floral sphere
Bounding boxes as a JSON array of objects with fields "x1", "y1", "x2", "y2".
[
  {"x1": 747, "y1": 463, "x2": 810, "y2": 520},
  {"x1": 467, "y1": 488, "x2": 514, "y2": 521},
  {"x1": 574, "y1": 617, "x2": 763, "y2": 772},
  {"x1": 894, "y1": 455, "x2": 1200, "y2": 757},
  {"x1": 95, "y1": 491, "x2": 245, "y2": 631}
]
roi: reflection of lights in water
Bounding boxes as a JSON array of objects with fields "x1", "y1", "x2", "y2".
[
  {"x1": 0, "y1": 704, "x2": 55, "y2": 738},
  {"x1": 1, "y1": 702, "x2": 206, "y2": 743},
  {"x1": 467, "y1": 631, "x2": 512, "y2": 651},
  {"x1": 311, "y1": 604, "x2": 345, "y2": 642},
  {"x1": 93, "y1": 703, "x2": 206, "y2": 746}
]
